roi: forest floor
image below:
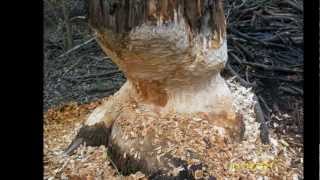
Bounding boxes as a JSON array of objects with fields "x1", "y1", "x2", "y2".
[{"x1": 44, "y1": 0, "x2": 304, "y2": 179}]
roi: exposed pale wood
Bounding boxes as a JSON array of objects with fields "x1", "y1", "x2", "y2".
[{"x1": 68, "y1": 0, "x2": 243, "y2": 177}]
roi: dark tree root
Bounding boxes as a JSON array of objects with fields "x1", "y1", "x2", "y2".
[
  {"x1": 147, "y1": 157, "x2": 217, "y2": 180},
  {"x1": 64, "y1": 122, "x2": 111, "y2": 155},
  {"x1": 65, "y1": 124, "x2": 214, "y2": 179},
  {"x1": 107, "y1": 142, "x2": 155, "y2": 176},
  {"x1": 107, "y1": 141, "x2": 217, "y2": 180},
  {"x1": 64, "y1": 120, "x2": 231, "y2": 179}
]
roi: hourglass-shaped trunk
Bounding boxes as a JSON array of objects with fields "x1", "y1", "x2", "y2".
[{"x1": 66, "y1": 0, "x2": 244, "y2": 177}]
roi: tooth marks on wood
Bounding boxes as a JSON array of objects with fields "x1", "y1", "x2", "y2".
[{"x1": 89, "y1": 0, "x2": 226, "y2": 37}]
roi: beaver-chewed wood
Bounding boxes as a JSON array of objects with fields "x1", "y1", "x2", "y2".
[
  {"x1": 89, "y1": 0, "x2": 225, "y2": 37},
  {"x1": 67, "y1": 0, "x2": 243, "y2": 178}
]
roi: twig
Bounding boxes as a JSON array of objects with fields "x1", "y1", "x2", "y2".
[
  {"x1": 226, "y1": 63, "x2": 257, "y2": 88},
  {"x1": 242, "y1": 62, "x2": 303, "y2": 73},
  {"x1": 258, "y1": 95, "x2": 272, "y2": 113},
  {"x1": 262, "y1": 16, "x2": 299, "y2": 23},
  {"x1": 229, "y1": 52, "x2": 243, "y2": 64},
  {"x1": 262, "y1": 42, "x2": 290, "y2": 49},
  {"x1": 73, "y1": 70, "x2": 121, "y2": 80},
  {"x1": 229, "y1": 28, "x2": 267, "y2": 45},
  {"x1": 254, "y1": 95, "x2": 270, "y2": 144},
  {"x1": 289, "y1": 64, "x2": 304, "y2": 68},
  {"x1": 230, "y1": 28, "x2": 289, "y2": 49},
  {"x1": 52, "y1": 158, "x2": 70, "y2": 179},
  {"x1": 62, "y1": 56, "x2": 85, "y2": 76},
  {"x1": 283, "y1": 0, "x2": 303, "y2": 13},
  {"x1": 245, "y1": 66, "x2": 250, "y2": 82},
  {"x1": 69, "y1": 16, "x2": 87, "y2": 22},
  {"x1": 88, "y1": 56, "x2": 111, "y2": 61},
  {"x1": 86, "y1": 86, "x2": 115, "y2": 94},
  {"x1": 233, "y1": 40, "x2": 255, "y2": 61},
  {"x1": 106, "y1": 153, "x2": 123, "y2": 178},
  {"x1": 89, "y1": 65, "x2": 117, "y2": 70},
  {"x1": 279, "y1": 86, "x2": 303, "y2": 96},
  {"x1": 250, "y1": 73, "x2": 303, "y2": 83},
  {"x1": 290, "y1": 86, "x2": 303, "y2": 95},
  {"x1": 64, "y1": 70, "x2": 121, "y2": 83},
  {"x1": 58, "y1": 36, "x2": 96, "y2": 58}
]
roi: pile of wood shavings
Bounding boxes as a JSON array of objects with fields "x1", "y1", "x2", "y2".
[
  {"x1": 226, "y1": 77, "x2": 303, "y2": 179},
  {"x1": 44, "y1": 78, "x2": 303, "y2": 179},
  {"x1": 116, "y1": 77, "x2": 303, "y2": 179},
  {"x1": 44, "y1": 99, "x2": 147, "y2": 180}
]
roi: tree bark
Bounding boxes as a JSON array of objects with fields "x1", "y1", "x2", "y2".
[{"x1": 66, "y1": 0, "x2": 244, "y2": 177}]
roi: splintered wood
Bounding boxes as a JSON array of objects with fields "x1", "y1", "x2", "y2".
[{"x1": 44, "y1": 79, "x2": 302, "y2": 179}]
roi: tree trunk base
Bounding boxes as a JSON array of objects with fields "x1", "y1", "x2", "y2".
[
  {"x1": 108, "y1": 107, "x2": 244, "y2": 178},
  {"x1": 65, "y1": 91, "x2": 245, "y2": 178}
]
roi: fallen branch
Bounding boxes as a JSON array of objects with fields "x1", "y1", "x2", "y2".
[
  {"x1": 62, "y1": 56, "x2": 85, "y2": 76},
  {"x1": 232, "y1": 40, "x2": 255, "y2": 61},
  {"x1": 258, "y1": 95, "x2": 272, "y2": 113},
  {"x1": 51, "y1": 158, "x2": 70, "y2": 179},
  {"x1": 254, "y1": 95, "x2": 270, "y2": 144},
  {"x1": 86, "y1": 86, "x2": 115, "y2": 94},
  {"x1": 229, "y1": 28, "x2": 267, "y2": 45},
  {"x1": 106, "y1": 153, "x2": 123, "y2": 178},
  {"x1": 229, "y1": 52, "x2": 303, "y2": 80},
  {"x1": 279, "y1": 86, "x2": 303, "y2": 96},
  {"x1": 88, "y1": 56, "x2": 111, "y2": 61},
  {"x1": 250, "y1": 73, "x2": 303, "y2": 83},
  {"x1": 283, "y1": 0, "x2": 303, "y2": 13},
  {"x1": 226, "y1": 63, "x2": 257, "y2": 88},
  {"x1": 89, "y1": 65, "x2": 117, "y2": 70},
  {"x1": 290, "y1": 86, "x2": 303, "y2": 95},
  {"x1": 229, "y1": 52, "x2": 243, "y2": 64},
  {"x1": 58, "y1": 36, "x2": 96, "y2": 58},
  {"x1": 64, "y1": 70, "x2": 121, "y2": 83},
  {"x1": 69, "y1": 16, "x2": 87, "y2": 22},
  {"x1": 230, "y1": 28, "x2": 290, "y2": 49},
  {"x1": 242, "y1": 62, "x2": 303, "y2": 73}
]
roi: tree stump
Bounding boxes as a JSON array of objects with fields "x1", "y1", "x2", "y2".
[{"x1": 67, "y1": 0, "x2": 245, "y2": 178}]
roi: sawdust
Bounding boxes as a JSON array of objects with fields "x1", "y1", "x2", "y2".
[
  {"x1": 44, "y1": 78, "x2": 303, "y2": 179},
  {"x1": 44, "y1": 99, "x2": 147, "y2": 180}
]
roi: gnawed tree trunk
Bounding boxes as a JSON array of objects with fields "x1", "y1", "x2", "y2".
[{"x1": 66, "y1": 0, "x2": 244, "y2": 178}]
